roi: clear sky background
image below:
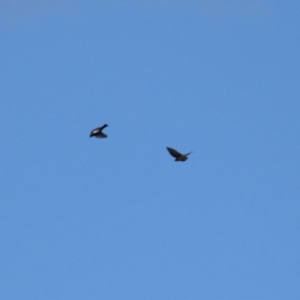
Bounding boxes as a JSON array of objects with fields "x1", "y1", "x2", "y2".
[{"x1": 0, "y1": 1, "x2": 299, "y2": 299}]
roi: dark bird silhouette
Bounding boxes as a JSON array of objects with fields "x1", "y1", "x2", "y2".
[
  {"x1": 90, "y1": 124, "x2": 108, "y2": 138},
  {"x1": 166, "y1": 147, "x2": 192, "y2": 161}
]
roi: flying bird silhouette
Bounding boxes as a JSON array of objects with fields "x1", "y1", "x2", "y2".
[
  {"x1": 90, "y1": 124, "x2": 108, "y2": 138},
  {"x1": 166, "y1": 147, "x2": 192, "y2": 161}
]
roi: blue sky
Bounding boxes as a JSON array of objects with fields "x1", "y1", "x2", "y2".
[{"x1": 1, "y1": 1, "x2": 299, "y2": 299}]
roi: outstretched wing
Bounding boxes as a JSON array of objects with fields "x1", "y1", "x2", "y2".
[
  {"x1": 166, "y1": 147, "x2": 182, "y2": 158},
  {"x1": 100, "y1": 124, "x2": 108, "y2": 130}
]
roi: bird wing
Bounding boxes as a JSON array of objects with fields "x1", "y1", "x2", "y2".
[
  {"x1": 166, "y1": 147, "x2": 182, "y2": 158},
  {"x1": 100, "y1": 124, "x2": 108, "y2": 130}
]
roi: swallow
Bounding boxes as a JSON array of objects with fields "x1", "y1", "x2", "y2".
[
  {"x1": 90, "y1": 124, "x2": 108, "y2": 138},
  {"x1": 166, "y1": 147, "x2": 192, "y2": 161}
]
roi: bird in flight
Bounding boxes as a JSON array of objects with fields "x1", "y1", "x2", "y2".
[
  {"x1": 166, "y1": 147, "x2": 192, "y2": 161},
  {"x1": 90, "y1": 124, "x2": 108, "y2": 138}
]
